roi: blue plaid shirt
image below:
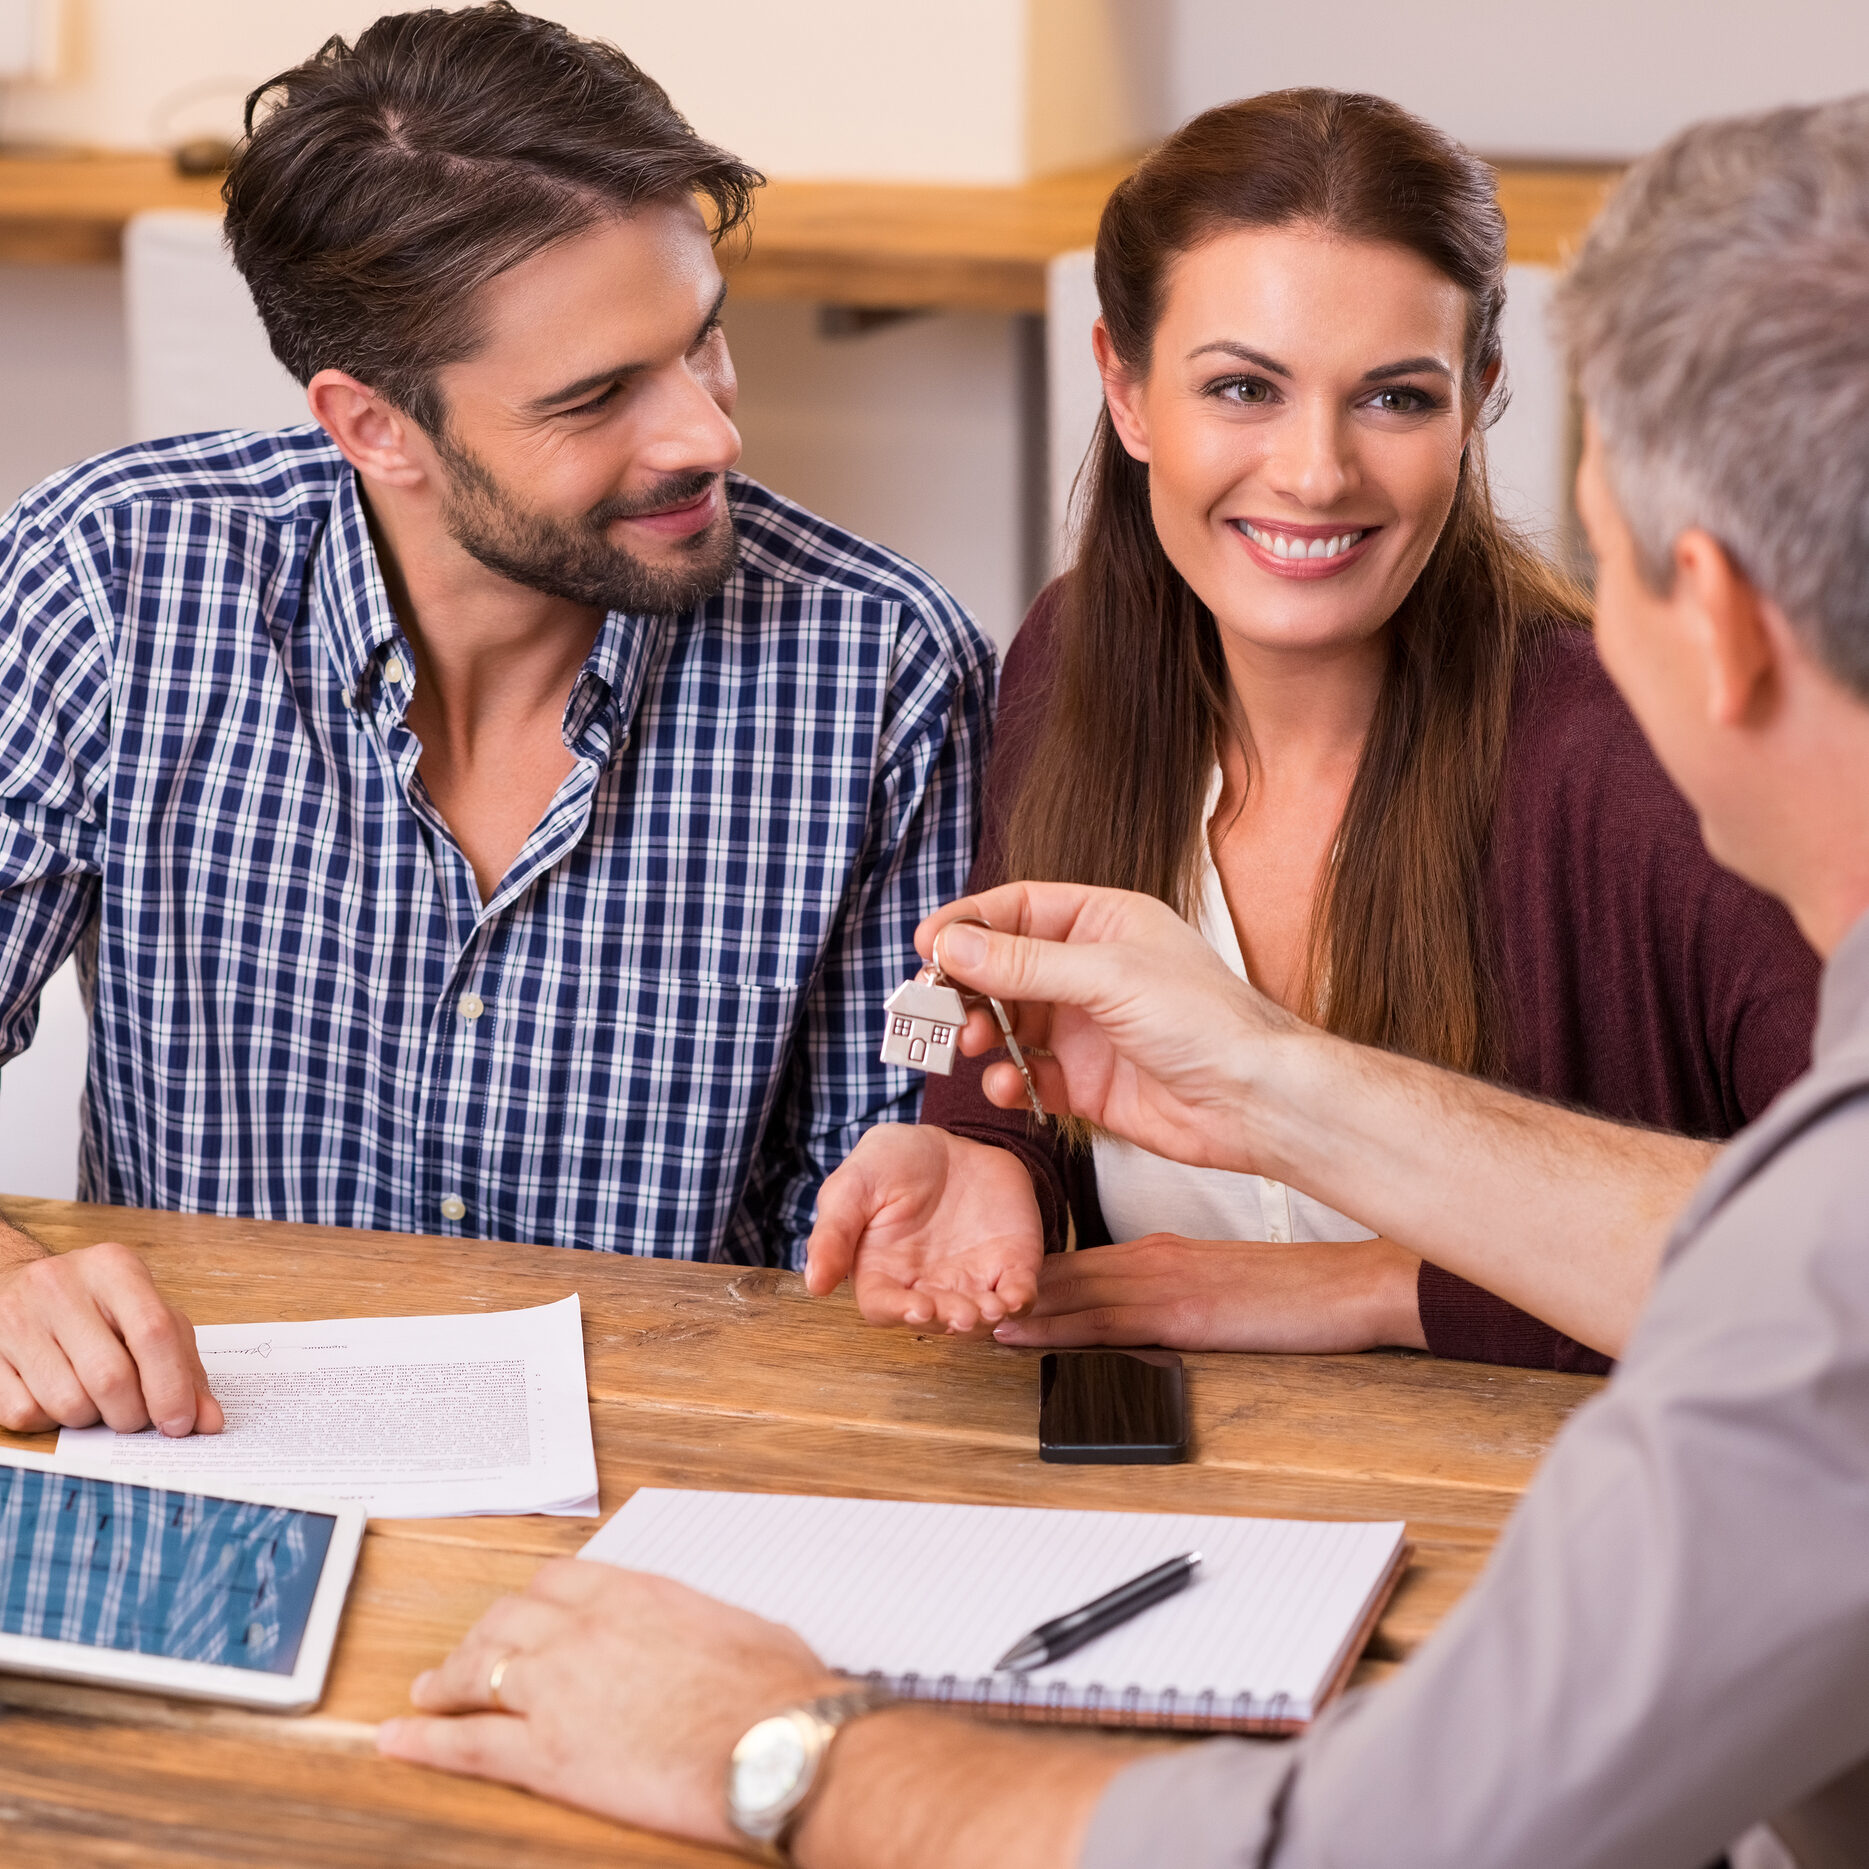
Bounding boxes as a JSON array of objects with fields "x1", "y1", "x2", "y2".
[{"x1": 0, "y1": 430, "x2": 993, "y2": 1265}]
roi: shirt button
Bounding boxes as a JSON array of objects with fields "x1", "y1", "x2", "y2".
[
  {"x1": 439, "y1": 1194, "x2": 466, "y2": 1222},
  {"x1": 458, "y1": 992, "x2": 484, "y2": 1021},
  {"x1": 383, "y1": 655, "x2": 407, "y2": 686}
]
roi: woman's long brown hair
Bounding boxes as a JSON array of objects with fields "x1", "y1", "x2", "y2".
[{"x1": 1002, "y1": 89, "x2": 1588, "y2": 1077}]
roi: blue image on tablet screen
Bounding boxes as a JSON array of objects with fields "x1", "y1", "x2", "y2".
[{"x1": 0, "y1": 1467, "x2": 336, "y2": 1675}]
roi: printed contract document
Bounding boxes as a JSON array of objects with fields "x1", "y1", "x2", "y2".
[{"x1": 56, "y1": 1296, "x2": 598, "y2": 1519}]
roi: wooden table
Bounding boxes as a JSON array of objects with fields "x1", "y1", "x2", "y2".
[
  {"x1": 0, "y1": 1198, "x2": 1599, "y2": 1867},
  {"x1": 0, "y1": 150, "x2": 1622, "y2": 304}
]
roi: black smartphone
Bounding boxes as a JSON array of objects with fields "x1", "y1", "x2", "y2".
[{"x1": 1038, "y1": 1349, "x2": 1189, "y2": 1465}]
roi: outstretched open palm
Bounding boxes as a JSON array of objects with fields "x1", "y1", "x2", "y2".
[{"x1": 806, "y1": 1125, "x2": 1044, "y2": 1334}]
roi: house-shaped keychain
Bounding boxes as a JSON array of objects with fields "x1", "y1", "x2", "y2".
[
  {"x1": 880, "y1": 970, "x2": 967, "y2": 1073},
  {"x1": 877, "y1": 929, "x2": 1047, "y2": 1123}
]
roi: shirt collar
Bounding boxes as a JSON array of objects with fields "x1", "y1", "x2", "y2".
[
  {"x1": 562, "y1": 604, "x2": 667, "y2": 764},
  {"x1": 1814, "y1": 906, "x2": 1869, "y2": 1062},
  {"x1": 311, "y1": 465, "x2": 404, "y2": 706},
  {"x1": 311, "y1": 463, "x2": 669, "y2": 758}
]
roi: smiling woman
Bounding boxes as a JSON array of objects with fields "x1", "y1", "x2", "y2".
[
  {"x1": 889, "y1": 89, "x2": 1823, "y2": 1370},
  {"x1": 1016, "y1": 94, "x2": 1566, "y2": 1063}
]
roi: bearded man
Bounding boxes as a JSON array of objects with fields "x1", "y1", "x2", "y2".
[{"x1": 0, "y1": 3, "x2": 991, "y2": 1437}]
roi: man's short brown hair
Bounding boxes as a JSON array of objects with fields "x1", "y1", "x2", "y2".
[{"x1": 223, "y1": 2, "x2": 762, "y2": 433}]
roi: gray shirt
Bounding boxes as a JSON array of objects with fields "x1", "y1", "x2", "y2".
[{"x1": 1083, "y1": 911, "x2": 1869, "y2": 1869}]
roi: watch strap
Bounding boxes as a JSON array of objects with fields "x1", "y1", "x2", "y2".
[{"x1": 728, "y1": 1684, "x2": 894, "y2": 1864}]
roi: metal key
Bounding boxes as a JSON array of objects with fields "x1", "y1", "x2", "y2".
[{"x1": 981, "y1": 988, "x2": 1047, "y2": 1125}]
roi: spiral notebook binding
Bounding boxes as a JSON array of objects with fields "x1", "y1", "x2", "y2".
[{"x1": 870, "y1": 1665, "x2": 1301, "y2": 1732}]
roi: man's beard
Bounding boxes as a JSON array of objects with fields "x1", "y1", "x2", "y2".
[{"x1": 433, "y1": 432, "x2": 738, "y2": 616}]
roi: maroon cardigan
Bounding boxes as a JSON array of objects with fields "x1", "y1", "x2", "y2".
[{"x1": 921, "y1": 594, "x2": 1821, "y2": 1375}]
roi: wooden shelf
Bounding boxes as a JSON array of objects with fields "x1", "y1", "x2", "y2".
[
  {"x1": 1492, "y1": 163, "x2": 1624, "y2": 268},
  {"x1": 0, "y1": 150, "x2": 225, "y2": 263},
  {"x1": 728, "y1": 160, "x2": 1134, "y2": 313},
  {"x1": 0, "y1": 148, "x2": 1623, "y2": 305}
]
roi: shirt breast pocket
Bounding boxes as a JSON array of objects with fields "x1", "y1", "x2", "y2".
[
  {"x1": 549, "y1": 972, "x2": 805, "y2": 1124},
  {"x1": 490, "y1": 971, "x2": 808, "y2": 1254}
]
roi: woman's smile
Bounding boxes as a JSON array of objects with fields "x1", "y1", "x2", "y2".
[{"x1": 1229, "y1": 517, "x2": 1381, "y2": 580}]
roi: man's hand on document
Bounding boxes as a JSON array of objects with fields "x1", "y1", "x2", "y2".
[{"x1": 0, "y1": 1237, "x2": 224, "y2": 1437}]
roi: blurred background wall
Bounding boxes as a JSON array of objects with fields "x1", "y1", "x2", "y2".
[
  {"x1": 0, "y1": 0, "x2": 1162, "y2": 613},
  {"x1": 7, "y1": 0, "x2": 1869, "y2": 625},
  {"x1": 1, "y1": 0, "x2": 1866, "y2": 1199},
  {"x1": 9, "y1": 0, "x2": 1868, "y2": 628},
  {"x1": 1167, "y1": 0, "x2": 1869, "y2": 156}
]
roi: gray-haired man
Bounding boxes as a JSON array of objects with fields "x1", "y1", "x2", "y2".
[{"x1": 377, "y1": 98, "x2": 1869, "y2": 1869}]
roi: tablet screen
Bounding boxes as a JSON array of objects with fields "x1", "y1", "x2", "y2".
[{"x1": 0, "y1": 1465, "x2": 337, "y2": 1676}]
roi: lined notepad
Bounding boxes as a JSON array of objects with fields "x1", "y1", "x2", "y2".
[{"x1": 581, "y1": 1490, "x2": 1407, "y2": 1733}]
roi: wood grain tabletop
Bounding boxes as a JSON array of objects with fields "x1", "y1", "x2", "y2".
[{"x1": 0, "y1": 1198, "x2": 1599, "y2": 1866}]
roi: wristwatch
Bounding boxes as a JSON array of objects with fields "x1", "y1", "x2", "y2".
[{"x1": 724, "y1": 1685, "x2": 893, "y2": 1863}]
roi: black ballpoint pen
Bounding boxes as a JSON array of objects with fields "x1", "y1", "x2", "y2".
[{"x1": 994, "y1": 1551, "x2": 1202, "y2": 1673}]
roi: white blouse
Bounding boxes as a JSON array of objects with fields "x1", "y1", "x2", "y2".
[{"x1": 1092, "y1": 770, "x2": 1377, "y2": 1247}]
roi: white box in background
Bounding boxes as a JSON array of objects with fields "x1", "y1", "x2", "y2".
[
  {"x1": 124, "y1": 210, "x2": 308, "y2": 442},
  {"x1": 0, "y1": 958, "x2": 85, "y2": 1201},
  {"x1": 0, "y1": 0, "x2": 62, "y2": 84}
]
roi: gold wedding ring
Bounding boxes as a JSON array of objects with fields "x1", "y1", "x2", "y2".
[{"x1": 487, "y1": 1651, "x2": 516, "y2": 1711}]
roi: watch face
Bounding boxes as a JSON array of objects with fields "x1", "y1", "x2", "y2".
[{"x1": 730, "y1": 1713, "x2": 813, "y2": 1825}]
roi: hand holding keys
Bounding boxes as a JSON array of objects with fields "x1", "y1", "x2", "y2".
[{"x1": 879, "y1": 917, "x2": 1047, "y2": 1125}]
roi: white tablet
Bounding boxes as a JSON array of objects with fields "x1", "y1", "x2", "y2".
[{"x1": 0, "y1": 1447, "x2": 364, "y2": 1711}]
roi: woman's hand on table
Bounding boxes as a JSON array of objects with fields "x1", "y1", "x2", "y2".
[
  {"x1": 0, "y1": 1235, "x2": 224, "y2": 1436},
  {"x1": 990, "y1": 1233, "x2": 1430, "y2": 1354},
  {"x1": 806, "y1": 1125, "x2": 1045, "y2": 1334},
  {"x1": 378, "y1": 1558, "x2": 842, "y2": 1849}
]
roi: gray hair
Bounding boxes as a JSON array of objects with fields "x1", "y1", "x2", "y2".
[{"x1": 1554, "y1": 96, "x2": 1869, "y2": 693}]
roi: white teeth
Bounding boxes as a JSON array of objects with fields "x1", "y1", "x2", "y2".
[{"x1": 1241, "y1": 522, "x2": 1366, "y2": 561}]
